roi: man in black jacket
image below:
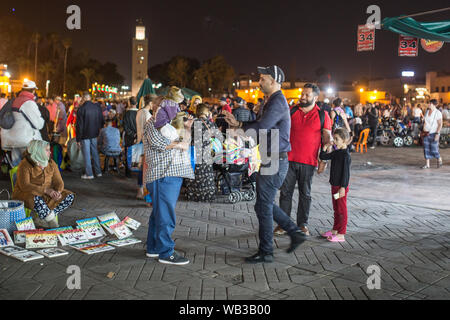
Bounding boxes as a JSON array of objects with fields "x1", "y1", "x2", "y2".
[
  {"x1": 76, "y1": 92, "x2": 104, "y2": 179},
  {"x1": 123, "y1": 96, "x2": 139, "y2": 178},
  {"x1": 36, "y1": 96, "x2": 50, "y2": 142}
]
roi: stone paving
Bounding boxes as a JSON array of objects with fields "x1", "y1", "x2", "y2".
[{"x1": 0, "y1": 147, "x2": 449, "y2": 300}]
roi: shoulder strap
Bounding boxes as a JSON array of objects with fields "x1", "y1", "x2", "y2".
[
  {"x1": 290, "y1": 105, "x2": 300, "y2": 117},
  {"x1": 319, "y1": 108, "x2": 325, "y2": 131}
]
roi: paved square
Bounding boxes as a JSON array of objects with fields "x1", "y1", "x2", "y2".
[{"x1": 0, "y1": 147, "x2": 449, "y2": 300}]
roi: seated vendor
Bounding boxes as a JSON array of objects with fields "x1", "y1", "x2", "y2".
[{"x1": 12, "y1": 140, "x2": 75, "y2": 228}]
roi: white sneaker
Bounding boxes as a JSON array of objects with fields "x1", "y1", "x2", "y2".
[
  {"x1": 97, "y1": 173, "x2": 103, "y2": 178},
  {"x1": 81, "y1": 174, "x2": 94, "y2": 180}
]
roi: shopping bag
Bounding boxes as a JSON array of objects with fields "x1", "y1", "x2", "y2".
[{"x1": 127, "y1": 143, "x2": 144, "y2": 172}]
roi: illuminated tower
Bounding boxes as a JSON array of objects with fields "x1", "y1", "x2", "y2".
[{"x1": 132, "y1": 19, "x2": 148, "y2": 97}]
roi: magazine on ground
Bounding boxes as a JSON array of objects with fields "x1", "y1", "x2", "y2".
[
  {"x1": 10, "y1": 250, "x2": 45, "y2": 262},
  {"x1": 76, "y1": 217, "x2": 100, "y2": 226},
  {"x1": 123, "y1": 216, "x2": 141, "y2": 231},
  {"x1": 57, "y1": 229, "x2": 90, "y2": 246},
  {"x1": 100, "y1": 219, "x2": 120, "y2": 235},
  {"x1": 15, "y1": 217, "x2": 36, "y2": 231},
  {"x1": 47, "y1": 226, "x2": 73, "y2": 232},
  {"x1": 79, "y1": 223, "x2": 106, "y2": 240},
  {"x1": 71, "y1": 242, "x2": 115, "y2": 255},
  {"x1": 13, "y1": 229, "x2": 43, "y2": 244},
  {"x1": 0, "y1": 229, "x2": 14, "y2": 247},
  {"x1": 70, "y1": 240, "x2": 103, "y2": 250},
  {"x1": 98, "y1": 212, "x2": 120, "y2": 223},
  {"x1": 107, "y1": 237, "x2": 142, "y2": 247},
  {"x1": 109, "y1": 221, "x2": 133, "y2": 239},
  {"x1": 37, "y1": 248, "x2": 69, "y2": 258},
  {"x1": 25, "y1": 231, "x2": 58, "y2": 249},
  {"x1": 0, "y1": 245, "x2": 28, "y2": 256}
]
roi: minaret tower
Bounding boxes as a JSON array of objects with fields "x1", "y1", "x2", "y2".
[{"x1": 132, "y1": 19, "x2": 148, "y2": 96}]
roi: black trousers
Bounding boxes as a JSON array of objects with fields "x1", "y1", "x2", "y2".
[
  {"x1": 369, "y1": 124, "x2": 378, "y2": 147},
  {"x1": 279, "y1": 161, "x2": 316, "y2": 228}
]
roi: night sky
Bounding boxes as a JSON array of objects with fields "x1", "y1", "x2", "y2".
[{"x1": 1, "y1": 0, "x2": 449, "y2": 85}]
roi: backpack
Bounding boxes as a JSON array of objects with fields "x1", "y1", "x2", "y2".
[
  {"x1": 0, "y1": 98, "x2": 37, "y2": 130},
  {"x1": 290, "y1": 105, "x2": 325, "y2": 131},
  {"x1": 0, "y1": 99, "x2": 16, "y2": 129}
]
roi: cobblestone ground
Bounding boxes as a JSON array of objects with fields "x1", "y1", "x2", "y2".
[{"x1": 0, "y1": 147, "x2": 448, "y2": 300}]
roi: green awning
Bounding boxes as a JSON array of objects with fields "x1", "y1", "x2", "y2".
[
  {"x1": 382, "y1": 16, "x2": 450, "y2": 42},
  {"x1": 136, "y1": 78, "x2": 156, "y2": 108}
]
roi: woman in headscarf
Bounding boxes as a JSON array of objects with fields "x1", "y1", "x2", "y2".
[
  {"x1": 12, "y1": 140, "x2": 75, "y2": 228},
  {"x1": 184, "y1": 104, "x2": 221, "y2": 202},
  {"x1": 189, "y1": 95, "x2": 202, "y2": 116}
]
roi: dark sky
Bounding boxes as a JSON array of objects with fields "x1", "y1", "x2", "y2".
[{"x1": 2, "y1": 0, "x2": 449, "y2": 85}]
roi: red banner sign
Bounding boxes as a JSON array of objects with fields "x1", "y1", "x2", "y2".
[
  {"x1": 399, "y1": 35, "x2": 418, "y2": 57},
  {"x1": 357, "y1": 25, "x2": 375, "y2": 52}
]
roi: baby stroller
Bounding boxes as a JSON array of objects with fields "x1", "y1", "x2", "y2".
[
  {"x1": 213, "y1": 133, "x2": 259, "y2": 204},
  {"x1": 214, "y1": 162, "x2": 256, "y2": 204}
]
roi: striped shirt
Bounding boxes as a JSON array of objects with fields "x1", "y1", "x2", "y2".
[{"x1": 143, "y1": 119, "x2": 194, "y2": 185}]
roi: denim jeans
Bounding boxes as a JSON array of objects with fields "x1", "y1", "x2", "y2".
[
  {"x1": 81, "y1": 138, "x2": 101, "y2": 177},
  {"x1": 146, "y1": 177, "x2": 183, "y2": 259},
  {"x1": 279, "y1": 162, "x2": 315, "y2": 228},
  {"x1": 255, "y1": 158, "x2": 300, "y2": 255}
]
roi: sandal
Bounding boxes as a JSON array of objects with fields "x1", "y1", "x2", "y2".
[
  {"x1": 321, "y1": 231, "x2": 334, "y2": 238},
  {"x1": 327, "y1": 235, "x2": 346, "y2": 242}
]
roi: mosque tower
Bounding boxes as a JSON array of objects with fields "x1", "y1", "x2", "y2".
[{"x1": 132, "y1": 19, "x2": 149, "y2": 96}]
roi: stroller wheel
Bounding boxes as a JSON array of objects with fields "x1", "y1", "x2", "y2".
[
  {"x1": 403, "y1": 136, "x2": 413, "y2": 147},
  {"x1": 244, "y1": 190, "x2": 256, "y2": 201},
  {"x1": 229, "y1": 192, "x2": 240, "y2": 204},
  {"x1": 393, "y1": 137, "x2": 404, "y2": 148}
]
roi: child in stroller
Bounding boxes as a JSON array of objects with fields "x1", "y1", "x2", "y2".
[{"x1": 213, "y1": 130, "x2": 260, "y2": 203}]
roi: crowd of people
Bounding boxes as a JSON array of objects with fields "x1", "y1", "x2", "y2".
[{"x1": 0, "y1": 69, "x2": 447, "y2": 265}]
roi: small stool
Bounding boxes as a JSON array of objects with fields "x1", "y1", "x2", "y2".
[{"x1": 103, "y1": 153, "x2": 122, "y2": 174}]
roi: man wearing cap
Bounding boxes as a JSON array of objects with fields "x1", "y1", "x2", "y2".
[
  {"x1": 1, "y1": 80, "x2": 45, "y2": 166},
  {"x1": 224, "y1": 65, "x2": 307, "y2": 263},
  {"x1": 232, "y1": 97, "x2": 253, "y2": 123}
]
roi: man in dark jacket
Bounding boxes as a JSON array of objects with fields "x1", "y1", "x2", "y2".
[
  {"x1": 224, "y1": 65, "x2": 307, "y2": 264},
  {"x1": 36, "y1": 96, "x2": 50, "y2": 142},
  {"x1": 76, "y1": 92, "x2": 104, "y2": 179},
  {"x1": 123, "y1": 96, "x2": 138, "y2": 177}
]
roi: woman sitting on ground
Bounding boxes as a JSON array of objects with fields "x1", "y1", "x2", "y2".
[{"x1": 12, "y1": 140, "x2": 75, "y2": 228}]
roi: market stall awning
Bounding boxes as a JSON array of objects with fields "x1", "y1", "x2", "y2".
[
  {"x1": 136, "y1": 78, "x2": 156, "y2": 108},
  {"x1": 382, "y1": 16, "x2": 450, "y2": 42}
]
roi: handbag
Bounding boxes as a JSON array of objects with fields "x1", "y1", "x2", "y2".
[{"x1": 127, "y1": 143, "x2": 144, "y2": 172}]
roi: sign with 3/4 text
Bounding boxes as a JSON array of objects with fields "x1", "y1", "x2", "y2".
[
  {"x1": 399, "y1": 35, "x2": 418, "y2": 57},
  {"x1": 357, "y1": 25, "x2": 375, "y2": 51}
]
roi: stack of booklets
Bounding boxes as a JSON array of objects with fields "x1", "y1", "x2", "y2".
[
  {"x1": 70, "y1": 241, "x2": 115, "y2": 255},
  {"x1": 15, "y1": 217, "x2": 36, "y2": 231},
  {"x1": 107, "y1": 238, "x2": 142, "y2": 247}
]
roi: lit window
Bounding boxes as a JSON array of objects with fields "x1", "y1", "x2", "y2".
[{"x1": 137, "y1": 45, "x2": 144, "y2": 52}]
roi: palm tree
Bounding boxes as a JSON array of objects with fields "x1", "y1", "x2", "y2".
[
  {"x1": 17, "y1": 57, "x2": 32, "y2": 79},
  {"x1": 32, "y1": 32, "x2": 41, "y2": 83},
  {"x1": 62, "y1": 38, "x2": 72, "y2": 95},
  {"x1": 38, "y1": 62, "x2": 54, "y2": 97},
  {"x1": 80, "y1": 68, "x2": 95, "y2": 91},
  {"x1": 49, "y1": 33, "x2": 60, "y2": 59}
]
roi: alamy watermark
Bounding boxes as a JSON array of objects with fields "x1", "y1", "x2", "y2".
[
  {"x1": 66, "y1": 265, "x2": 81, "y2": 290},
  {"x1": 190, "y1": 123, "x2": 281, "y2": 176},
  {"x1": 366, "y1": 5, "x2": 381, "y2": 29},
  {"x1": 66, "y1": 5, "x2": 81, "y2": 30},
  {"x1": 366, "y1": 265, "x2": 381, "y2": 290}
]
